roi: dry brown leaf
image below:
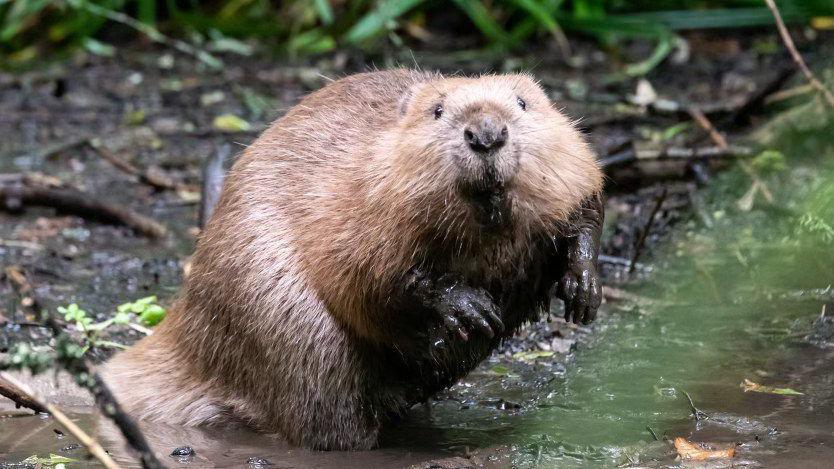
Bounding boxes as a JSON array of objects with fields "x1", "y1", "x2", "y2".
[
  {"x1": 741, "y1": 378, "x2": 803, "y2": 395},
  {"x1": 674, "y1": 437, "x2": 735, "y2": 461}
]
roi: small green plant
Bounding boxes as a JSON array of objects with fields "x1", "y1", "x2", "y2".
[
  {"x1": 48, "y1": 297, "x2": 166, "y2": 354},
  {"x1": 58, "y1": 303, "x2": 127, "y2": 352},
  {"x1": 751, "y1": 149, "x2": 788, "y2": 175},
  {"x1": 117, "y1": 295, "x2": 166, "y2": 326},
  {"x1": 798, "y1": 213, "x2": 834, "y2": 243},
  {"x1": 5, "y1": 342, "x2": 54, "y2": 374}
]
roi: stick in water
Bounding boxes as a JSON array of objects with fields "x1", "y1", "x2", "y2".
[{"x1": 0, "y1": 373, "x2": 120, "y2": 469}]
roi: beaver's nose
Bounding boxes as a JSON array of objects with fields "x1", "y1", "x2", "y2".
[{"x1": 464, "y1": 118, "x2": 508, "y2": 153}]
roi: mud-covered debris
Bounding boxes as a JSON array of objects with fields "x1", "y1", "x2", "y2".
[
  {"x1": 246, "y1": 456, "x2": 273, "y2": 467},
  {"x1": 59, "y1": 443, "x2": 81, "y2": 453},
  {"x1": 171, "y1": 446, "x2": 196, "y2": 458},
  {"x1": 412, "y1": 456, "x2": 479, "y2": 469}
]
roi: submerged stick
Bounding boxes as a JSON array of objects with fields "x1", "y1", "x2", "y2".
[
  {"x1": 629, "y1": 188, "x2": 668, "y2": 274},
  {"x1": 764, "y1": 0, "x2": 834, "y2": 108},
  {"x1": 0, "y1": 184, "x2": 167, "y2": 238},
  {"x1": 0, "y1": 373, "x2": 119, "y2": 469}
]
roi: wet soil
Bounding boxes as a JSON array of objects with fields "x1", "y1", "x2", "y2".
[{"x1": 0, "y1": 30, "x2": 830, "y2": 468}]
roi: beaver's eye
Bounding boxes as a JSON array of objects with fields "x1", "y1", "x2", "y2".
[
  {"x1": 516, "y1": 96, "x2": 526, "y2": 111},
  {"x1": 434, "y1": 104, "x2": 444, "y2": 119}
]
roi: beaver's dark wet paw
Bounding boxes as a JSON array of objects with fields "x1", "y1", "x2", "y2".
[
  {"x1": 557, "y1": 261, "x2": 601, "y2": 325},
  {"x1": 433, "y1": 279, "x2": 503, "y2": 341}
]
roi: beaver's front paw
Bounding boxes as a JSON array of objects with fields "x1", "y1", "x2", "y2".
[
  {"x1": 557, "y1": 261, "x2": 601, "y2": 325},
  {"x1": 432, "y1": 277, "x2": 504, "y2": 341}
]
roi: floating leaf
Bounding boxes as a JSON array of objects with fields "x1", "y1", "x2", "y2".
[
  {"x1": 213, "y1": 114, "x2": 251, "y2": 132},
  {"x1": 513, "y1": 350, "x2": 554, "y2": 361},
  {"x1": 490, "y1": 364, "x2": 512, "y2": 376},
  {"x1": 741, "y1": 378, "x2": 803, "y2": 396},
  {"x1": 21, "y1": 454, "x2": 76, "y2": 467},
  {"x1": 673, "y1": 438, "x2": 735, "y2": 461}
]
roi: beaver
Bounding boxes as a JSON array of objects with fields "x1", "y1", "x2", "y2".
[{"x1": 101, "y1": 69, "x2": 605, "y2": 450}]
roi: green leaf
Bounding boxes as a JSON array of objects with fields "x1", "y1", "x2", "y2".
[
  {"x1": 490, "y1": 364, "x2": 512, "y2": 376},
  {"x1": 507, "y1": 0, "x2": 561, "y2": 37},
  {"x1": 112, "y1": 311, "x2": 131, "y2": 325},
  {"x1": 213, "y1": 114, "x2": 251, "y2": 132},
  {"x1": 513, "y1": 350, "x2": 554, "y2": 361},
  {"x1": 287, "y1": 29, "x2": 336, "y2": 55},
  {"x1": 0, "y1": 0, "x2": 52, "y2": 41},
  {"x1": 22, "y1": 454, "x2": 76, "y2": 467},
  {"x1": 136, "y1": 296, "x2": 158, "y2": 306},
  {"x1": 344, "y1": 0, "x2": 424, "y2": 44},
  {"x1": 139, "y1": 304, "x2": 166, "y2": 326},
  {"x1": 751, "y1": 150, "x2": 787, "y2": 174}
]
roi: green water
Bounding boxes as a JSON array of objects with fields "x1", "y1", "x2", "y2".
[{"x1": 423, "y1": 100, "x2": 834, "y2": 467}]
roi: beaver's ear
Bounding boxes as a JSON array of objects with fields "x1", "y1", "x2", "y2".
[{"x1": 398, "y1": 83, "x2": 424, "y2": 118}]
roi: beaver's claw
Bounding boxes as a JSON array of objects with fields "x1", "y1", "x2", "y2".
[
  {"x1": 405, "y1": 267, "x2": 504, "y2": 343},
  {"x1": 557, "y1": 260, "x2": 601, "y2": 325},
  {"x1": 433, "y1": 280, "x2": 504, "y2": 341}
]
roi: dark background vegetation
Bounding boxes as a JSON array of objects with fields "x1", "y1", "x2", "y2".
[{"x1": 2, "y1": 1, "x2": 833, "y2": 72}]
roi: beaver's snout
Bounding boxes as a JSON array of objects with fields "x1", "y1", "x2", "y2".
[{"x1": 463, "y1": 117, "x2": 508, "y2": 154}]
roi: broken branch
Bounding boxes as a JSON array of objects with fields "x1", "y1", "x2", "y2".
[
  {"x1": 0, "y1": 375, "x2": 48, "y2": 414},
  {"x1": 0, "y1": 182, "x2": 167, "y2": 238},
  {"x1": 87, "y1": 139, "x2": 196, "y2": 193}
]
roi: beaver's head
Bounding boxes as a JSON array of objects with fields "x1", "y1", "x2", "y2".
[{"x1": 391, "y1": 73, "x2": 602, "y2": 234}]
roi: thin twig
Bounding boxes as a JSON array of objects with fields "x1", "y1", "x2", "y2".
[
  {"x1": 87, "y1": 139, "x2": 196, "y2": 193},
  {"x1": 0, "y1": 376, "x2": 48, "y2": 414},
  {"x1": 629, "y1": 188, "x2": 668, "y2": 273},
  {"x1": 646, "y1": 426, "x2": 659, "y2": 441},
  {"x1": 688, "y1": 107, "x2": 728, "y2": 150},
  {"x1": 0, "y1": 182, "x2": 167, "y2": 238},
  {"x1": 0, "y1": 373, "x2": 119, "y2": 469},
  {"x1": 683, "y1": 390, "x2": 709, "y2": 421},
  {"x1": 764, "y1": 0, "x2": 834, "y2": 108}
]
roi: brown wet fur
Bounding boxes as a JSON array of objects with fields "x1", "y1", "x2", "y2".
[{"x1": 100, "y1": 69, "x2": 603, "y2": 450}]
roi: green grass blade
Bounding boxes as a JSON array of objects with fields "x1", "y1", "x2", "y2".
[
  {"x1": 137, "y1": 0, "x2": 156, "y2": 25},
  {"x1": 345, "y1": 0, "x2": 424, "y2": 44},
  {"x1": 0, "y1": 0, "x2": 52, "y2": 41},
  {"x1": 507, "y1": 0, "x2": 559, "y2": 34},
  {"x1": 313, "y1": 0, "x2": 335, "y2": 26},
  {"x1": 449, "y1": 0, "x2": 512, "y2": 45}
]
